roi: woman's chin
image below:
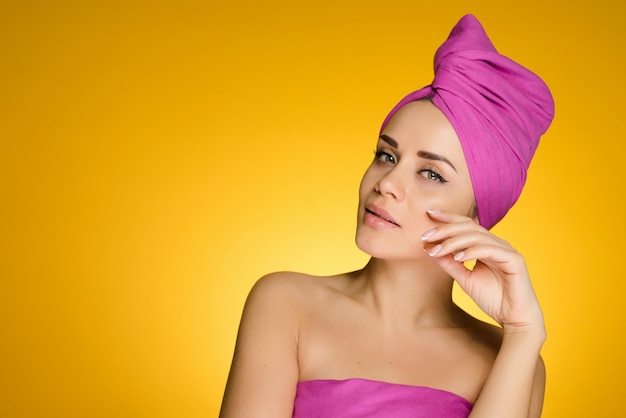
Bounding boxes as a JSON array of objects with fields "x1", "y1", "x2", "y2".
[{"x1": 355, "y1": 234, "x2": 424, "y2": 261}]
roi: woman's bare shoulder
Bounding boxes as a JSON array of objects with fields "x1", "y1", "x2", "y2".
[
  {"x1": 221, "y1": 272, "x2": 332, "y2": 417},
  {"x1": 246, "y1": 271, "x2": 351, "y2": 311},
  {"x1": 254, "y1": 270, "x2": 353, "y2": 292}
]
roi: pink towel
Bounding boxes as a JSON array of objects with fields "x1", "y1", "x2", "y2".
[
  {"x1": 380, "y1": 15, "x2": 554, "y2": 229},
  {"x1": 293, "y1": 379, "x2": 472, "y2": 418}
]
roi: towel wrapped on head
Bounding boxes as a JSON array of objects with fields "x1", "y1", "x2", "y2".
[{"x1": 380, "y1": 14, "x2": 554, "y2": 229}]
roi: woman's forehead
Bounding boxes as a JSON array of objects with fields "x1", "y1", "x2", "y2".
[{"x1": 381, "y1": 102, "x2": 462, "y2": 153}]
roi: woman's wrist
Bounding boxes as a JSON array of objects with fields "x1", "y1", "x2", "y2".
[{"x1": 501, "y1": 322, "x2": 547, "y2": 351}]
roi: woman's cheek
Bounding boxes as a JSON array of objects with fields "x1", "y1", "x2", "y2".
[
  {"x1": 416, "y1": 187, "x2": 474, "y2": 215},
  {"x1": 409, "y1": 197, "x2": 441, "y2": 229}
]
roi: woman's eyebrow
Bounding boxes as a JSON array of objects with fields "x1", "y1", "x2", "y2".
[
  {"x1": 379, "y1": 134, "x2": 398, "y2": 148},
  {"x1": 418, "y1": 150, "x2": 457, "y2": 172},
  {"x1": 380, "y1": 134, "x2": 457, "y2": 172}
]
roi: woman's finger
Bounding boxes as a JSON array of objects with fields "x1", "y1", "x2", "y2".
[
  {"x1": 423, "y1": 209, "x2": 498, "y2": 243},
  {"x1": 426, "y1": 208, "x2": 477, "y2": 224},
  {"x1": 423, "y1": 230, "x2": 497, "y2": 256},
  {"x1": 452, "y1": 244, "x2": 524, "y2": 270}
]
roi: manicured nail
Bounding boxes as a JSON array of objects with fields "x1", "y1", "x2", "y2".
[
  {"x1": 428, "y1": 244, "x2": 442, "y2": 256},
  {"x1": 427, "y1": 209, "x2": 441, "y2": 215},
  {"x1": 421, "y1": 229, "x2": 436, "y2": 240},
  {"x1": 453, "y1": 251, "x2": 465, "y2": 262}
]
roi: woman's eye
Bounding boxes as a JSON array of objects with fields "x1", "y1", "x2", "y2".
[
  {"x1": 420, "y1": 169, "x2": 448, "y2": 183},
  {"x1": 374, "y1": 150, "x2": 396, "y2": 164}
]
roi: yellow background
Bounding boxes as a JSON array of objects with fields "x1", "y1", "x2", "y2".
[{"x1": 1, "y1": 1, "x2": 624, "y2": 417}]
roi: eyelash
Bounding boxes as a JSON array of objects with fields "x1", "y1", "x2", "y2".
[
  {"x1": 419, "y1": 168, "x2": 448, "y2": 183},
  {"x1": 373, "y1": 149, "x2": 395, "y2": 164},
  {"x1": 373, "y1": 149, "x2": 448, "y2": 183}
]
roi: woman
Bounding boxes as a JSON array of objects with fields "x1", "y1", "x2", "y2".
[{"x1": 220, "y1": 14, "x2": 554, "y2": 418}]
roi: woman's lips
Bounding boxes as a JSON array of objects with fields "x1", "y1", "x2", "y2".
[{"x1": 364, "y1": 203, "x2": 400, "y2": 229}]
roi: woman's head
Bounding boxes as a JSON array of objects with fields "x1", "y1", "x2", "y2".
[
  {"x1": 355, "y1": 99, "x2": 475, "y2": 260},
  {"x1": 379, "y1": 15, "x2": 554, "y2": 230}
]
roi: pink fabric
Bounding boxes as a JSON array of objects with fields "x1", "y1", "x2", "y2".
[
  {"x1": 293, "y1": 378, "x2": 472, "y2": 418},
  {"x1": 380, "y1": 14, "x2": 554, "y2": 229}
]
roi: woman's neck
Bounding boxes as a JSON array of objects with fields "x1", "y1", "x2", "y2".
[{"x1": 352, "y1": 257, "x2": 467, "y2": 329}]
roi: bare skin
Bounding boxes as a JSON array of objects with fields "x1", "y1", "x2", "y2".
[{"x1": 220, "y1": 101, "x2": 546, "y2": 418}]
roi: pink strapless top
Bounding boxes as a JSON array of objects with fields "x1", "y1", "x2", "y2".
[{"x1": 293, "y1": 378, "x2": 472, "y2": 418}]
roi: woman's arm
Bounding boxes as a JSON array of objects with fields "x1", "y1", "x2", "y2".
[
  {"x1": 469, "y1": 329, "x2": 546, "y2": 417},
  {"x1": 220, "y1": 273, "x2": 301, "y2": 418},
  {"x1": 422, "y1": 209, "x2": 547, "y2": 417}
]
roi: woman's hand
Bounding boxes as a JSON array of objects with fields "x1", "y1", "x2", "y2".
[{"x1": 421, "y1": 209, "x2": 545, "y2": 336}]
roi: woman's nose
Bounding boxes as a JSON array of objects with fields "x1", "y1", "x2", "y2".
[{"x1": 374, "y1": 167, "x2": 405, "y2": 202}]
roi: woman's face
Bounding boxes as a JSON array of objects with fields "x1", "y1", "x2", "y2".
[{"x1": 356, "y1": 100, "x2": 476, "y2": 260}]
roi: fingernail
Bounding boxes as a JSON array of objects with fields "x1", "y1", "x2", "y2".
[
  {"x1": 428, "y1": 244, "x2": 442, "y2": 256},
  {"x1": 453, "y1": 251, "x2": 465, "y2": 262},
  {"x1": 427, "y1": 209, "x2": 441, "y2": 215},
  {"x1": 421, "y1": 228, "x2": 436, "y2": 240}
]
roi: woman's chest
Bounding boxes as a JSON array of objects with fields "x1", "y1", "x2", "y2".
[{"x1": 296, "y1": 311, "x2": 493, "y2": 403}]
